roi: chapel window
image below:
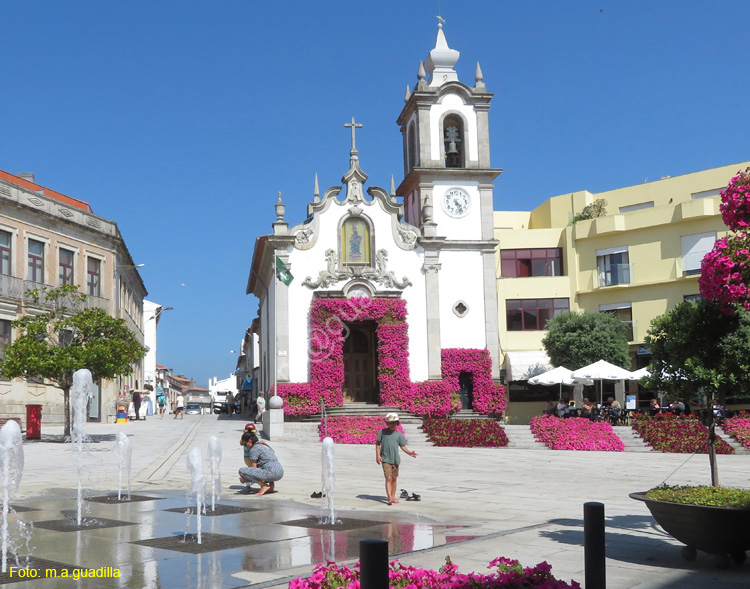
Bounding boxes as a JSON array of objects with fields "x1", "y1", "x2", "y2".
[
  {"x1": 341, "y1": 218, "x2": 370, "y2": 266},
  {"x1": 443, "y1": 115, "x2": 464, "y2": 168}
]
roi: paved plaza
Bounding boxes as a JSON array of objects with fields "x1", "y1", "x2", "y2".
[{"x1": 1, "y1": 413, "x2": 749, "y2": 588}]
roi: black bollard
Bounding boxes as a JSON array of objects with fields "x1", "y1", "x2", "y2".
[
  {"x1": 584, "y1": 501, "x2": 606, "y2": 589},
  {"x1": 360, "y1": 539, "x2": 389, "y2": 589}
]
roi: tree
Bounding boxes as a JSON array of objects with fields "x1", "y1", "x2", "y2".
[
  {"x1": 0, "y1": 286, "x2": 147, "y2": 438},
  {"x1": 541, "y1": 310, "x2": 630, "y2": 370},
  {"x1": 644, "y1": 298, "x2": 750, "y2": 406}
]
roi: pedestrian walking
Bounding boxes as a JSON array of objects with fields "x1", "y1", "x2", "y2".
[
  {"x1": 132, "y1": 390, "x2": 142, "y2": 421},
  {"x1": 375, "y1": 413, "x2": 417, "y2": 505},
  {"x1": 255, "y1": 394, "x2": 266, "y2": 424},
  {"x1": 174, "y1": 393, "x2": 184, "y2": 419}
]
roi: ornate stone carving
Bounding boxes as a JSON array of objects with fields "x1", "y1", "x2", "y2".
[
  {"x1": 59, "y1": 208, "x2": 73, "y2": 218},
  {"x1": 86, "y1": 217, "x2": 101, "y2": 229},
  {"x1": 303, "y1": 249, "x2": 349, "y2": 288},
  {"x1": 303, "y1": 248, "x2": 411, "y2": 290},
  {"x1": 423, "y1": 263, "x2": 441, "y2": 274},
  {"x1": 28, "y1": 197, "x2": 44, "y2": 207},
  {"x1": 294, "y1": 227, "x2": 313, "y2": 245},
  {"x1": 397, "y1": 224, "x2": 418, "y2": 247},
  {"x1": 362, "y1": 250, "x2": 411, "y2": 289}
]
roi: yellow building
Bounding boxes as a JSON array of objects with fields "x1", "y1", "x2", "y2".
[{"x1": 495, "y1": 161, "x2": 750, "y2": 422}]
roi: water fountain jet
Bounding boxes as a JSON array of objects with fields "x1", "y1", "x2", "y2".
[
  {"x1": 72, "y1": 369, "x2": 92, "y2": 525},
  {"x1": 186, "y1": 447, "x2": 205, "y2": 544},
  {"x1": 113, "y1": 432, "x2": 132, "y2": 500},
  {"x1": 0, "y1": 420, "x2": 23, "y2": 573},
  {"x1": 207, "y1": 436, "x2": 222, "y2": 512}
]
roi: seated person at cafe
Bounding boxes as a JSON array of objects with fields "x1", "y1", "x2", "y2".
[
  {"x1": 566, "y1": 400, "x2": 579, "y2": 418},
  {"x1": 670, "y1": 399, "x2": 686, "y2": 416},
  {"x1": 581, "y1": 398, "x2": 594, "y2": 419},
  {"x1": 649, "y1": 398, "x2": 660, "y2": 416},
  {"x1": 556, "y1": 399, "x2": 568, "y2": 418},
  {"x1": 607, "y1": 396, "x2": 622, "y2": 420}
]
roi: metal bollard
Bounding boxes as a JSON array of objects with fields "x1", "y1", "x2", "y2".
[
  {"x1": 359, "y1": 539, "x2": 389, "y2": 589},
  {"x1": 584, "y1": 501, "x2": 606, "y2": 589}
]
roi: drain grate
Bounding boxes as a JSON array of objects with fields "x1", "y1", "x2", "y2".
[
  {"x1": 132, "y1": 533, "x2": 266, "y2": 554},
  {"x1": 163, "y1": 504, "x2": 261, "y2": 516},
  {"x1": 281, "y1": 517, "x2": 386, "y2": 531},
  {"x1": 86, "y1": 494, "x2": 165, "y2": 504},
  {"x1": 33, "y1": 518, "x2": 135, "y2": 532},
  {"x1": 0, "y1": 556, "x2": 82, "y2": 584}
]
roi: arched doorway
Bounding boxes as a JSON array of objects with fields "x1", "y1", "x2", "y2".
[{"x1": 343, "y1": 321, "x2": 379, "y2": 403}]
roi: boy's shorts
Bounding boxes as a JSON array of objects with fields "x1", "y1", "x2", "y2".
[{"x1": 382, "y1": 462, "x2": 399, "y2": 477}]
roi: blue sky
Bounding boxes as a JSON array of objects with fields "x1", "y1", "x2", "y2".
[{"x1": 2, "y1": 1, "x2": 748, "y2": 387}]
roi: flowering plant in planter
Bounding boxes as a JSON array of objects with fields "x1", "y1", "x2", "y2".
[
  {"x1": 318, "y1": 415, "x2": 405, "y2": 444},
  {"x1": 422, "y1": 418, "x2": 509, "y2": 447},
  {"x1": 530, "y1": 415, "x2": 624, "y2": 451},
  {"x1": 289, "y1": 556, "x2": 580, "y2": 588},
  {"x1": 631, "y1": 414, "x2": 734, "y2": 454},
  {"x1": 699, "y1": 233, "x2": 750, "y2": 313},
  {"x1": 719, "y1": 167, "x2": 750, "y2": 231}
]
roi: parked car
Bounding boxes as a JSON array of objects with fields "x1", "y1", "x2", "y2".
[{"x1": 185, "y1": 403, "x2": 202, "y2": 415}]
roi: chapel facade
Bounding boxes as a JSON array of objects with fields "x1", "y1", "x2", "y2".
[{"x1": 246, "y1": 25, "x2": 503, "y2": 414}]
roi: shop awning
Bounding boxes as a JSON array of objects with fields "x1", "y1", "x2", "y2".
[{"x1": 503, "y1": 351, "x2": 552, "y2": 383}]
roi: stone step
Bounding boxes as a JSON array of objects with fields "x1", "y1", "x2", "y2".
[
  {"x1": 717, "y1": 427, "x2": 750, "y2": 455},
  {"x1": 503, "y1": 425, "x2": 550, "y2": 450},
  {"x1": 612, "y1": 426, "x2": 653, "y2": 452}
]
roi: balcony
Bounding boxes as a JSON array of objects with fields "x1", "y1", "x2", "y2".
[{"x1": 0, "y1": 275, "x2": 108, "y2": 311}]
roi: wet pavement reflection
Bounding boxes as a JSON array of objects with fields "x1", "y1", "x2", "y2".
[{"x1": 0, "y1": 489, "x2": 476, "y2": 588}]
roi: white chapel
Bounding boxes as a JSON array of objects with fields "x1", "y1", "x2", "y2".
[{"x1": 247, "y1": 24, "x2": 504, "y2": 417}]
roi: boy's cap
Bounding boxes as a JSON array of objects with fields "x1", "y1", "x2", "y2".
[{"x1": 385, "y1": 412, "x2": 399, "y2": 423}]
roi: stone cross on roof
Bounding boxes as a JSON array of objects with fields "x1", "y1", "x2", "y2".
[{"x1": 344, "y1": 117, "x2": 363, "y2": 151}]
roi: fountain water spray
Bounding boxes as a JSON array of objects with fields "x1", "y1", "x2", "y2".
[
  {"x1": 320, "y1": 437, "x2": 337, "y2": 525},
  {"x1": 207, "y1": 436, "x2": 222, "y2": 512},
  {"x1": 0, "y1": 420, "x2": 23, "y2": 573},
  {"x1": 186, "y1": 447, "x2": 205, "y2": 544},
  {"x1": 113, "y1": 432, "x2": 132, "y2": 500},
  {"x1": 72, "y1": 369, "x2": 92, "y2": 526}
]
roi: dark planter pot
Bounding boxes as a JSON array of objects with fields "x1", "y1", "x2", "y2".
[{"x1": 631, "y1": 491, "x2": 750, "y2": 567}]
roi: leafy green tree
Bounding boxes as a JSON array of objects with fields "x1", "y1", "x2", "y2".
[
  {"x1": 644, "y1": 298, "x2": 750, "y2": 406},
  {"x1": 541, "y1": 310, "x2": 630, "y2": 370},
  {"x1": 0, "y1": 286, "x2": 147, "y2": 438}
]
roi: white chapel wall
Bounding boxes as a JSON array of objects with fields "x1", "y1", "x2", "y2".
[{"x1": 438, "y1": 249, "x2": 487, "y2": 349}]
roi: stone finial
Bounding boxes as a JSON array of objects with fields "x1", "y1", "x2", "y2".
[
  {"x1": 416, "y1": 61, "x2": 428, "y2": 90},
  {"x1": 404, "y1": 84, "x2": 411, "y2": 102},
  {"x1": 390, "y1": 175, "x2": 396, "y2": 197},
  {"x1": 424, "y1": 22, "x2": 460, "y2": 87},
  {"x1": 275, "y1": 191, "x2": 285, "y2": 221},
  {"x1": 314, "y1": 173, "x2": 320, "y2": 203},
  {"x1": 474, "y1": 62, "x2": 486, "y2": 91}
]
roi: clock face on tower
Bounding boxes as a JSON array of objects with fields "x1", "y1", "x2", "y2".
[{"x1": 442, "y1": 187, "x2": 471, "y2": 218}]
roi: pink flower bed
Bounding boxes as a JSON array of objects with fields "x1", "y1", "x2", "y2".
[
  {"x1": 721, "y1": 417, "x2": 750, "y2": 450},
  {"x1": 290, "y1": 556, "x2": 580, "y2": 589},
  {"x1": 318, "y1": 415, "x2": 405, "y2": 444},
  {"x1": 422, "y1": 418, "x2": 509, "y2": 447},
  {"x1": 530, "y1": 415, "x2": 625, "y2": 451},
  {"x1": 632, "y1": 415, "x2": 734, "y2": 454}
]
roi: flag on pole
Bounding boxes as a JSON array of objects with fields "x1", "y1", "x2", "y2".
[{"x1": 275, "y1": 256, "x2": 294, "y2": 286}]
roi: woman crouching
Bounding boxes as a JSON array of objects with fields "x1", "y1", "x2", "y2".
[{"x1": 238, "y1": 431, "x2": 283, "y2": 496}]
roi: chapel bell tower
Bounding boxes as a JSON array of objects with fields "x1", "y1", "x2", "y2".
[{"x1": 396, "y1": 22, "x2": 502, "y2": 381}]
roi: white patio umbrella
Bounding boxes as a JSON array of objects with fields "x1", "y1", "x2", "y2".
[
  {"x1": 628, "y1": 367, "x2": 651, "y2": 380},
  {"x1": 528, "y1": 366, "x2": 593, "y2": 397},
  {"x1": 570, "y1": 360, "x2": 635, "y2": 405}
]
